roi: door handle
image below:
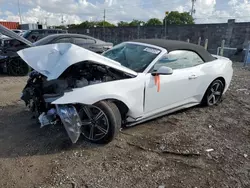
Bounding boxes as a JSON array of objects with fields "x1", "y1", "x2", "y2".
[{"x1": 188, "y1": 74, "x2": 198, "y2": 79}]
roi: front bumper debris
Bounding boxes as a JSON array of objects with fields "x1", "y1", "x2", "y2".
[{"x1": 55, "y1": 104, "x2": 82, "y2": 143}]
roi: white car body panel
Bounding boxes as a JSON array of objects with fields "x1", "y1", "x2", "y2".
[
  {"x1": 17, "y1": 42, "x2": 233, "y2": 126},
  {"x1": 17, "y1": 43, "x2": 138, "y2": 80},
  {"x1": 52, "y1": 74, "x2": 146, "y2": 119},
  {"x1": 144, "y1": 66, "x2": 201, "y2": 114},
  {"x1": 52, "y1": 55, "x2": 233, "y2": 123}
]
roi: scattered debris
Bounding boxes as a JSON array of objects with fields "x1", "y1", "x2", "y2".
[
  {"x1": 236, "y1": 88, "x2": 248, "y2": 92},
  {"x1": 127, "y1": 142, "x2": 149, "y2": 151},
  {"x1": 120, "y1": 131, "x2": 135, "y2": 137},
  {"x1": 71, "y1": 181, "x2": 77, "y2": 188},
  {"x1": 127, "y1": 142, "x2": 200, "y2": 157},
  {"x1": 158, "y1": 185, "x2": 165, "y2": 188},
  {"x1": 159, "y1": 144, "x2": 166, "y2": 150},
  {"x1": 161, "y1": 149, "x2": 201, "y2": 157},
  {"x1": 206, "y1": 149, "x2": 214, "y2": 152}
]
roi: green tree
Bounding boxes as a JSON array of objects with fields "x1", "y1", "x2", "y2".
[
  {"x1": 163, "y1": 11, "x2": 194, "y2": 25},
  {"x1": 117, "y1": 21, "x2": 130, "y2": 27},
  {"x1": 54, "y1": 25, "x2": 67, "y2": 29},
  {"x1": 129, "y1": 19, "x2": 145, "y2": 26},
  {"x1": 145, "y1": 18, "x2": 162, "y2": 26},
  {"x1": 67, "y1": 24, "x2": 78, "y2": 29},
  {"x1": 95, "y1": 21, "x2": 116, "y2": 27},
  {"x1": 76, "y1": 21, "x2": 115, "y2": 28},
  {"x1": 78, "y1": 21, "x2": 95, "y2": 28}
]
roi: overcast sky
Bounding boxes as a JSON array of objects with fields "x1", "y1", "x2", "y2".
[{"x1": 0, "y1": 0, "x2": 250, "y2": 26}]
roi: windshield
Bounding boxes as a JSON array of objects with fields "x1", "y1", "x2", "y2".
[
  {"x1": 22, "y1": 31, "x2": 31, "y2": 38},
  {"x1": 102, "y1": 42, "x2": 161, "y2": 72},
  {"x1": 33, "y1": 35, "x2": 54, "y2": 46}
]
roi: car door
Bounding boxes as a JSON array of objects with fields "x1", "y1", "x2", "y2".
[{"x1": 144, "y1": 50, "x2": 205, "y2": 115}]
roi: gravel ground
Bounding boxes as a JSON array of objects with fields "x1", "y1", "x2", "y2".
[{"x1": 0, "y1": 64, "x2": 249, "y2": 188}]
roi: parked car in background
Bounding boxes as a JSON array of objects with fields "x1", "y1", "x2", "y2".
[
  {"x1": 0, "y1": 24, "x2": 112, "y2": 76},
  {"x1": 1, "y1": 29, "x2": 67, "y2": 48},
  {"x1": 33, "y1": 33, "x2": 113, "y2": 54},
  {"x1": 12, "y1": 29, "x2": 27, "y2": 36}
]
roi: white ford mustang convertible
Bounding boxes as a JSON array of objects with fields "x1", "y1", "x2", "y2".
[{"x1": 2, "y1": 27, "x2": 233, "y2": 144}]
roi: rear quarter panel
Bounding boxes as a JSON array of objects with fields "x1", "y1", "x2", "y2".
[{"x1": 197, "y1": 56, "x2": 233, "y2": 100}]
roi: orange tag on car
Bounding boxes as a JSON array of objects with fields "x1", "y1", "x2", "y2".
[{"x1": 154, "y1": 75, "x2": 160, "y2": 92}]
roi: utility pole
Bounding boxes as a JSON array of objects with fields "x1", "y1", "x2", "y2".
[
  {"x1": 17, "y1": 0, "x2": 22, "y2": 24},
  {"x1": 61, "y1": 15, "x2": 66, "y2": 27},
  {"x1": 164, "y1": 11, "x2": 169, "y2": 39},
  {"x1": 45, "y1": 17, "x2": 48, "y2": 28},
  {"x1": 103, "y1": 9, "x2": 106, "y2": 40},
  {"x1": 191, "y1": 0, "x2": 196, "y2": 17}
]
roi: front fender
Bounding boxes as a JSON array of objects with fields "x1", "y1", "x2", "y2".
[{"x1": 52, "y1": 76, "x2": 146, "y2": 118}]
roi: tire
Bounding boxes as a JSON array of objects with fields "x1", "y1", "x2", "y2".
[
  {"x1": 79, "y1": 101, "x2": 121, "y2": 144},
  {"x1": 201, "y1": 79, "x2": 225, "y2": 106},
  {"x1": 8, "y1": 58, "x2": 30, "y2": 76}
]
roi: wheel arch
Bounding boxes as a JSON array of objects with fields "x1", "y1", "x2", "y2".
[
  {"x1": 203, "y1": 76, "x2": 226, "y2": 96},
  {"x1": 96, "y1": 98, "x2": 129, "y2": 122},
  {"x1": 201, "y1": 76, "x2": 226, "y2": 105},
  {"x1": 216, "y1": 76, "x2": 226, "y2": 88}
]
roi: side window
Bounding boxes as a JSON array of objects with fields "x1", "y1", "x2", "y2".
[
  {"x1": 54, "y1": 38, "x2": 72, "y2": 43},
  {"x1": 85, "y1": 39, "x2": 95, "y2": 44},
  {"x1": 48, "y1": 30, "x2": 57, "y2": 34},
  {"x1": 73, "y1": 38, "x2": 95, "y2": 45},
  {"x1": 26, "y1": 31, "x2": 46, "y2": 41},
  {"x1": 153, "y1": 50, "x2": 204, "y2": 70},
  {"x1": 58, "y1": 30, "x2": 67, "y2": 33}
]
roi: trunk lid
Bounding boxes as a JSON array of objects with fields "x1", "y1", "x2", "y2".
[{"x1": 17, "y1": 43, "x2": 138, "y2": 80}]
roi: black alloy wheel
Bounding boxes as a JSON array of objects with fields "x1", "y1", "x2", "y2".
[
  {"x1": 202, "y1": 79, "x2": 225, "y2": 106},
  {"x1": 78, "y1": 101, "x2": 121, "y2": 144},
  {"x1": 8, "y1": 58, "x2": 29, "y2": 76}
]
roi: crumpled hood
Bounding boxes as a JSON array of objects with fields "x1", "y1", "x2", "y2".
[{"x1": 17, "y1": 43, "x2": 137, "y2": 80}]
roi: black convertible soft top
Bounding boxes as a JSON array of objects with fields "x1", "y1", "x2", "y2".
[{"x1": 132, "y1": 39, "x2": 216, "y2": 62}]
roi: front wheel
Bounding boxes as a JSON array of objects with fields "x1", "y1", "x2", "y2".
[
  {"x1": 78, "y1": 101, "x2": 121, "y2": 144},
  {"x1": 201, "y1": 79, "x2": 225, "y2": 106}
]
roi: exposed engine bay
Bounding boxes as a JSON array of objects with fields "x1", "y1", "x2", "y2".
[
  {"x1": 44, "y1": 61, "x2": 132, "y2": 96},
  {"x1": 21, "y1": 61, "x2": 133, "y2": 130}
]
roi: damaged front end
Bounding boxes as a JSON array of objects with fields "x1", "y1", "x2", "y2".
[
  {"x1": 20, "y1": 69, "x2": 90, "y2": 144},
  {"x1": 37, "y1": 104, "x2": 82, "y2": 143},
  {"x1": 18, "y1": 43, "x2": 137, "y2": 143},
  {"x1": 55, "y1": 105, "x2": 82, "y2": 143}
]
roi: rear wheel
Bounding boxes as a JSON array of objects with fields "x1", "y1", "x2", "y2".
[
  {"x1": 201, "y1": 79, "x2": 225, "y2": 106},
  {"x1": 8, "y1": 58, "x2": 29, "y2": 76},
  {"x1": 78, "y1": 101, "x2": 121, "y2": 144}
]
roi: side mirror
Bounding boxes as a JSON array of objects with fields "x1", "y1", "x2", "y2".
[{"x1": 151, "y1": 66, "x2": 173, "y2": 76}]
